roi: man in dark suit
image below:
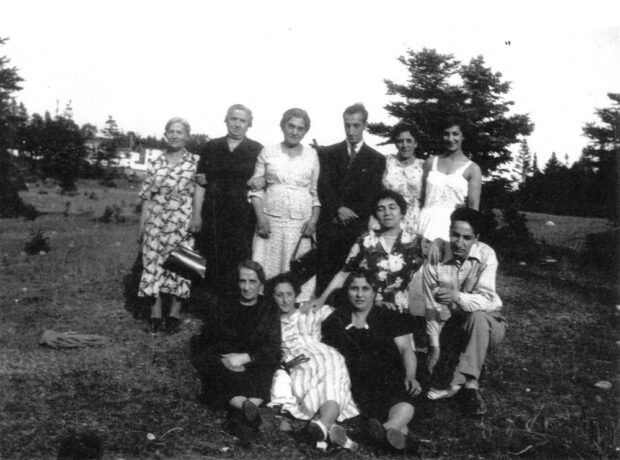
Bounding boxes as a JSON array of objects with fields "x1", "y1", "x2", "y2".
[{"x1": 315, "y1": 103, "x2": 386, "y2": 294}]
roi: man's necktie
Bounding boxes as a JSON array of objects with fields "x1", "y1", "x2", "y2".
[{"x1": 349, "y1": 144, "x2": 357, "y2": 163}]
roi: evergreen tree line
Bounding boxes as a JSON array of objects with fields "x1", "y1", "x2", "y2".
[{"x1": 1, "y1": 39, "x2": 617, "y2": 222}]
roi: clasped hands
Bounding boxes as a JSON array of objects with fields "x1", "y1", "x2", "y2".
[{"x1": 220, "y1": 353, "x2": 250, "y2": 373}]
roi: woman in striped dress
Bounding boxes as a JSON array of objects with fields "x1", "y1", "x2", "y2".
[{"x1": 268, "y1": 273, "x2": 358, "y2": 450}]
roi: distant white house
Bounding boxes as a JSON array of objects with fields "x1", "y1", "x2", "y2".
[{"x1": 116, "y1": 148, "x2": 163, "y2": 177}]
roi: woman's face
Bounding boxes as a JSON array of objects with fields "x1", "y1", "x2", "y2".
[
  {"x1": 395, "y1": 131, "x2": 417, "y2": 159},
  {"x1": 282, "y1": 117, "x2": 308, "y2": 147},
  {"x1": 376, "y1": 197, "x2": 403, "y2": 230},
  {"x1": 443, "y1": 125, "x2": 464, "y2": 153},
  {"x1": 164, "y1": 122, "x2": 190, "y2": 151},
  {"x1": 238, "y1": 268, "x2": 261, "y2": 304},
  {"x1": 347, "y1": 276, "x2": 375, "y2": 311},
  {"x1": 274, "y1": 282, "x2": 296, "y2": 315}
]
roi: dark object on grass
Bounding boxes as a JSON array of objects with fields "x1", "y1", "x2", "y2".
[
  {"x1": 57, "y1": 430, "x2": 103, "y2": 460},
  {"x1": 122, "y1": 250, "x2": 151, "y2": 319},
  {"x1": 24, "y1": 229, "x2": 50, "y2": 255},
  {"x1": 96, "y1": 205, "x2": 125, "y2": 223},
  {"x1": 583, "y1": 228, "x2": 619, "y2": 273},
  {"x1": 165, "y1": 317, "x2": 181, "y2": 334},
  {"x1": 459, "y1": 388, "x2": 488, "y2": 416}
]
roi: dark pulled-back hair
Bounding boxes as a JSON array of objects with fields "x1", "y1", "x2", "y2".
[
  {"x1": 450, "y1": 207, "x2": 485, "y2": 235},
  {"x1": 238, "y1": 259, "x2": 266, "y2": 284},
  {"x1": 343, "y1": 269, "x2": 379, "y2": 292},
  {"x1": 266, "y1": 272, "x2": 302, "y2": 298},
  {"x1": 390, "y1": 123, "x2": 420, "y2": 143},
  {"x1": 373, "y1": 189, "x2": 407, "y2": 218}
]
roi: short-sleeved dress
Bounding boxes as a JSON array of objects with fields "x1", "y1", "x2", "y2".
[
  {"x1": 417, "y1": 155, "x2": 472, "y2": 241},
  {"x1": 249, "y1": 144, "x2": 320, "y2": 301},
  {"x1": 344, "y1": 230, "x2": 423, "y2": 314},
  {"x1": 269, "y1": 305, "x2": 359, "y2": 421},
  {"x1": 377, "y1": 154, "x2": 425, "y2": 235},
  {"x1": 138, "y1": 149, "x2": 199, "y2": 299},
  {"x1": 195, "y1": 137, "x2": 262, "y2": 294},
  {"x1": 322, "y1": 305, "x2": 416, "y2": 421}
]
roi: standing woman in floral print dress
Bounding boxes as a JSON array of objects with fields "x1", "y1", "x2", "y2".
[{"x1": 138, "y1": 117, "x2": 199, "y2": 334}]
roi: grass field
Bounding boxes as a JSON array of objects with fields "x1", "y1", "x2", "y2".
[{"x1": 0, "y1": 183, "x2": 618, "y2": 459}]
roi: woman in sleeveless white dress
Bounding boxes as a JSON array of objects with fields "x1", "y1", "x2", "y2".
[{"x1": 417, "y1": 123, "x2": 482, "y2": 241}]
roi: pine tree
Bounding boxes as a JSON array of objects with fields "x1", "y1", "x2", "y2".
[
  {"x1": 0, "y1": 37, "x2": 29, "y2": 217},
  {"x1": 513, "y1": 139, "x2": 533, "y2": 184},
  {"x1": 368, "y1": 48, "x2": 534, "y2": 175}
]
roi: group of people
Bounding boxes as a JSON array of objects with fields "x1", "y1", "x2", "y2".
[{"x1": 135, "y1": 103, "x2": 505, "y2": 452}]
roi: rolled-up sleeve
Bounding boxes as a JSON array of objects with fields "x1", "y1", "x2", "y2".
[{"x1": 456, "y1": 252, "x2": 502, "y2": 312}]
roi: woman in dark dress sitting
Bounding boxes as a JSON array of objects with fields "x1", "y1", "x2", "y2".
[
  {"x1": 190, "y1": 260, "x2": 281, "y2": 427},
  {"x1": 321, "y1": 270, "x2": 421, "y2": 451}
]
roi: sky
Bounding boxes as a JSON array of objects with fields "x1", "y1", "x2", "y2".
[{"x1": 2, "y1": 0, "x2": 619, "y2": 167}]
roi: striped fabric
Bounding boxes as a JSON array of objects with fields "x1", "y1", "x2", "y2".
[{"x1": 269, "y1": 305, "x2": 359, "y2": 421}]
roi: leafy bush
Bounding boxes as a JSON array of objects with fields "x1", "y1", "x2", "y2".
[
  {"x1": 24, "y1": 229, "x2": 50, "y2": 255},
  {"x1": 483, "y1": 204, "x2": 539, "y2": 263},
  {"x1": 96, "y1": 205, "x2": 125, "y2": 223},
  {"x1": 582, "y1": 228, "x2": 619, "y2": 272}
]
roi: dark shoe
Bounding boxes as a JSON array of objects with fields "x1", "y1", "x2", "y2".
[
  {"x1": 305, "y1": 420, "x2": 327, "y2": 447},
  {"x1": 461, "y1": 388, "x2": 487, "y2": 416},
  {"x1": 165, "y1": 316, "x2": 181, "y2": 334},
  {"x1": 367, "y1": 418, "x2": 385, "y2": 444},
  {"x1": 241, "y1": 400, "x2": 261, "y2": 427},
  {"x1": 149, "y1": 318, "x2": 162, "y2": 334}
]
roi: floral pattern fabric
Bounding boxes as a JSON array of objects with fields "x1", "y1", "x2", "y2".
[
  {"x1": 343, "y1": 230, "x2": 423, "y2": 313},
  {"x1": 381, "y1": 154, "x2": 425, "y2": 235},
  {"x1": 138, "y1": 149, "x2": 199, "y2": 299}
]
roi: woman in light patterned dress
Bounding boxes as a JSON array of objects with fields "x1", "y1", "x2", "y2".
[
  {"x1": 268, "y1": 273, "x2": 358, "y2": 450},
  {"x1": 417, "y1": 119, "x2": 482, "y2": 242},
  {"x1": 138, "y1": 117, "x2": 199, "y2": 334},
  {"x1": 373, "y1": 124, "x2": 425, "y2": 235},
  {"x1": 249, "y1": 108, "x2": 320, "y2": 302}
]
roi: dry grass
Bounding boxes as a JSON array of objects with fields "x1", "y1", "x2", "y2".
[{"x1": 0, "y1": 185, "x2": 618, "y2": 459}]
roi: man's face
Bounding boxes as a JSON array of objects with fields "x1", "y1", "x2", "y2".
[
  {"x1": 238, "y1": 267, "x2": 261, "y2": 303},
  {"x1": 226, "y1": 109, "x2": 251, "y2": 140},
  {"x1": 343, "y1": 112, "x2": 365, "y2": 145},
  {"x1": 449, "y1": 220, "x2": 478, "y2": 260},
  {"x1": 347, "y1": 276, "x2": 375, "y2": 312}
]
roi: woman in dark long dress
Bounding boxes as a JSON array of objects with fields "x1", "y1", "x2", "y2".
[
  {"x1": 189, "y1": 260, "x2": 281, "y2": 427},
  {"x1": 322, "y1": 270, "x2": 421, "y2": 451},
  {"x1": 192, "y1": 104, "x2": 263, "y2": 296}
]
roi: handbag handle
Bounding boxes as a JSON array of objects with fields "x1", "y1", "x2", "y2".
[{"x1": 291, "y1": 235, "x2": 316, "y2": 261}]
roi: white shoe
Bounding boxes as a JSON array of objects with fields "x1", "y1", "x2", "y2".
[{"x1": 426, "y1": 385, "x2": 462, "y2": 400}]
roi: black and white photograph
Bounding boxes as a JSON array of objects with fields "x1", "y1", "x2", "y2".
[{"x1": 1, "y1": 1, "x2": 618, "y2": 458}]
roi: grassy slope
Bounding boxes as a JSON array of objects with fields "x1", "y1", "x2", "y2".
[{"x1": 0, "y1": 186, "x2": 617, "y2": 459}]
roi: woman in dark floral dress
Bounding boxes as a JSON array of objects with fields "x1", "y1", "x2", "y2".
[
  {"x1": 311, "y1": 190, "x2": 423, "y2": 339},
  {"x1": 138, "y1": 117, "x2": 199, "y2": 334}
]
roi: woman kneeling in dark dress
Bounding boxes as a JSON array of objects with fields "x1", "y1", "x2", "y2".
[
  {"x1": 321, "y1": 270, "x2": 421, "y2": 451},
  {"x1": 190, "y1": 260, "x2": 281, "y2": 428}
]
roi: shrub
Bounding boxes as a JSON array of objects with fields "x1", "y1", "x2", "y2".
[
  {"x1": 24, "y1": 230, "x2": 50, "y2": 255},
  {"x1": 97, "y1": 205, "x2": 125, "y2": 223},
  {"x1": 582, "y1": 228, "x2": 619, "y2": 273},
  {"x1": 483, "y1": 204, "x2": 539, "y2": 263}
]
